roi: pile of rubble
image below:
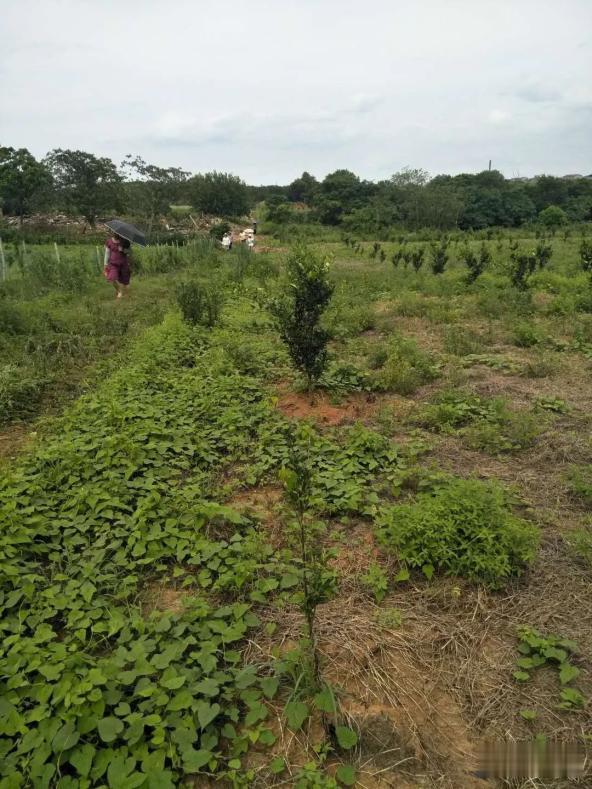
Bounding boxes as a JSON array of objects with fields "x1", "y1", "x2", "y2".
[{"x1": 0, "y1": 212, "x2": 231, "y2": 237}]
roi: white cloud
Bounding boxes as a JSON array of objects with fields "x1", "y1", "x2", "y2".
[
  {"x1": 0, "y1": 0, "x2": 591, "y2": 182},
  {"x1": 488, "y1": 110, "x2": 509, "y2": 124}
]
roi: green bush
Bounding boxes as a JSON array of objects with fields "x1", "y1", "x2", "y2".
[
  {"x1": 564, "y1": 528, "x2": 592, "y2": 569},
  {"x1": 565, "y1": 465, "x2": 592, "y2": 506},
  {"x1": 319, "y1": 361, "x2": 369, "y2": 393},
  {"x1": 372, "y1": 335, "x2": 439, "y2": 395},
  {"x1": 209, "y1": 220, "x2": 231, "y2": 240},
  {"x1": 377, "y1": 478, "x2": 539, "y2": 588},
  {"x1": 418, "y1": 389, "x2": 493, "y2": 432},
  {"x1": 512, "y1": 322, "x2": 541, "y2": 348},
  {"x1": 175, "y1": 278, "x2": 225, "y2": 327},
  {"x1": 0, "y1": 364, "x2": 45, "y2": 423},
  {"x1": 466, "y1": 407, "x2": 541, "y2": 453},
  {"x1": 269, "y1": 245, "x2": 334, "y2": 389},
  {"x1": 324, "y1": 300, "x2": 375, "y2": 339},
  {"x1": 522, "y1": 352, "x2": 558, "y2": 378},
  {"x1": 392, "y1": 293, "x2": 430, "y2": 318},
  {"x1": 367, "y1": 344, "x2": 388, "y2": 370},
  {"x1": 0, "y1": 299, "x2": 27, "y2": 335}
]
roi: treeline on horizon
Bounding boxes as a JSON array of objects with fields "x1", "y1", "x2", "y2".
[{"x1": 1, "y1": 144, "x2": 591, "y2": 233}]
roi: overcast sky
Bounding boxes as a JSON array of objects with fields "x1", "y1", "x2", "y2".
[{"x1": 1, "y1": 0, "x2": 591, "y2": 183}]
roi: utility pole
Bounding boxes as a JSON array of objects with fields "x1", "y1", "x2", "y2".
[{"x1": 488, "y1": 159, "x2": 492, "y2": 171}]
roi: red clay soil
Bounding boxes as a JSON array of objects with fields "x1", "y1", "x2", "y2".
[{"x1": 275, "y1": 389, "x2": 380, "y2": 427}]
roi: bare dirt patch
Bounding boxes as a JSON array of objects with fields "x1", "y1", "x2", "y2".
[
  {"x1": 274, "y1": 386, "x2": 383, "y2": 426},
  {"x1": 0, "y1": 423, "x2": 34, "y2": 460},
  {"x1": 226, "y1": 485, "x2": 284, "y2": 545},
  {"x1": 142, "y1": 582, "x2": 189, "y2": 615}
]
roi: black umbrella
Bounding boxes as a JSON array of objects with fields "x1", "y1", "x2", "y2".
[{"x1": 105, "y1": 219, "x2": 147, "y2": 247}]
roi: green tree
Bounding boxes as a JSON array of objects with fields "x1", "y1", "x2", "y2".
[
  {"x1": 188, "y1": 171, "x2": 249, "y2": 217},
  {"x1": 538, "y1": 205, "x2": 568, "y2": 231},
  {"x1": 121, "y1": 155, "x2": 189, "y2": 232},
  {"x1": 44, "y1": 148, "x2": 122, "y2": 226},
  {"x1": 287, "y1": 171, "x2": 319, "y2": 203},
  {"x1": 0, "y1": 147, "x2": 52, "y2": 222},
  {"x1": 265, "y1": 193, "x2": 293, "y2": 223},
  {"x1": 269, "y1": 245, "x2": 334, "y2": 389},
  {"x1": 314, "y1": 169, "x2": 373, "y2": 224}
]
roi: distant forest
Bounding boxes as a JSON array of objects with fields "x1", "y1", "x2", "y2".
[{"x1": 1, "y1": 145, "x2": 591, "y2": 232}]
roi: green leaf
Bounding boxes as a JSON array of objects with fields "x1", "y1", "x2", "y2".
[
  {"x1": 335, "y1": 725, "x2": 358, "y2": 750},
  {"x1": 269, "y1": 757, "x2": 286, "y2": 775},
  {"x1": 559, "y1": 688, "x2": 585, "y2": 708},
  {"x1": 160, "y1": 674, "x2": 186, "y2": 690},
  {"x1": 421, "y1": 564, "x2": 434, "y2": 580},
  {"x1": 107, "y1": 754, "x2": 144, "y2": 788},
  {"x1": 519, "y1": 709, "x2": 537, "y2": 721},
  {"x1": 183, "y1": 748, "x2": 212, "y2": 772},
  {"x1": 52, "y1": 721, "x2": 80, "y2": 753},
  {"x1": 543, "y1": 647, "x2": 567, "y2": 663},
  {"x1": 259, "y1": 729, "x2": 276, "y2": 746},
  {"x1": 260, "y1": 677, "x2": 279, "y2": 700},
  {"x1": 280, "y1": 573, "x2": 299, "y2": 589},
  {"x1": 167, "y1": 690, "x2": 193, "y2": 711},
  {"x1": 197, "y1": 701, "x2": 221, "y2": 729},
  {"x1": 245, "y1": 701, "x2": 268, "y2": 726},
  {"x1": 284, "y1": 700, "x2": 309, "y2": 730},
  {"x1": 559, "y1": 663, "x2": 580, "y2": 685},
  {"x1": 336, "y1": 764, "x2": 357, "y2": 786},
  {"x1": 394, "y1": 567, "x2": 410, "y2": 583},
  {"x1": 314, "y1": 686, "x2": 337, "y2": 715},
  {"x1": 513, "y1": 671, "x2": 530, "y2": 682},
  {"x1": 97, "y1": 717, "x2": 124, "y2": 743},
  {"x1": 70, "y1": 743, "x2": 95, "y2": 777}
]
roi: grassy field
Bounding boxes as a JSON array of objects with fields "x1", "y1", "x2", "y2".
[{"x1": 0, "y1": 229, "x2": 591, "y2": 787}]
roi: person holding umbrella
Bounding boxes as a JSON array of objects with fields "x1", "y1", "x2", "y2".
[{"x1": 103, "y1": 219, "x2": 147, "y2": 299}]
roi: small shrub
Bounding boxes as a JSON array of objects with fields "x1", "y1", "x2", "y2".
[
  {"x1": 580, "y1": 239, "x2": 592, "y2": 279},
  {"x1": 269, "y1": 245, "x2": 334, "y2": 389},
  {"x1": 175, "y1": 278, "x2": 225, "y2": 327},
  {"x1": 360, "y1": 563, "x2": 388, "y2": 602},
  {"x1": 418, "y1": 390, "x2": 493, "y2": 432},
  {"x1": 564, "y1": 528, "x2": 592, "y2": 569},
  {"x1": 209, "y1": 221, "x2": 231, "y2": 241},
  {"x1": 319, "y1": 361, "x2": 368, "y2": 393},
  {"x1": 324, "y1": 301, "x2": 375, "y2": 339},
  {"x1": 509, "y1": 243, "x2": 537, "y2": 291},
  {"x1": 465, "y1": 407, "x2": 541, "y2": 453},
  {"x1": 460, "y1": 244, "x2": 489, "y2": 284},
  {"x1": 0, "y1": 300, "x2": 27, "y2": 335},
  {"x1": 565, "y1": 465, "x2": 592, "y2": 506},
  {"x1": 367, "y1": 344, "x2": 388, "y2": 370},
  {"x1": 533, "y1": 397, "x2": 567, "y2": 415},
  {"x1": 0, "y1": 364, "x2": 44, "y2": 423},
  {"x1": 377, "y1": 478, "x2": 539, "y2": 588},
  {"x1": 392, "y1": 293, "x2": 429, "y2": 317},
  {"x1": 372, "y1": 335, "x2": 439, "y2": 395},
  {"x1": 522, "y1": 353, "x2": 558, "y2": 379},
  {"x1": 514, "y1": 627, "x2": 584, "y2": 709},
  {"x1": 534, "y1": 240, "x2": 553, "y2": 269},
  {"x1": 429, "y1": 238, "x2": 449, "y2": 275},
  {"x1": 512, "y1": 322, "x2": 541, "y2": 348},
  {"x1": 409, "y1": 247, "x2": 425, "y2": 272}
]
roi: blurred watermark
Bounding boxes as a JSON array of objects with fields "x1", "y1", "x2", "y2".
[{"x1": 475, "y1": 740, "x2": 586, "y2": 780}]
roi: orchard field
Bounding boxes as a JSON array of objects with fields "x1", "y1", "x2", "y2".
[{"x1": 1, "y1": 227, "x2": 591, "y2": 788}]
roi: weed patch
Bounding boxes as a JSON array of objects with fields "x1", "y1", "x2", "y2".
[{"x1": 377, "y1": 477, "x2": 539, "y2": 588}]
